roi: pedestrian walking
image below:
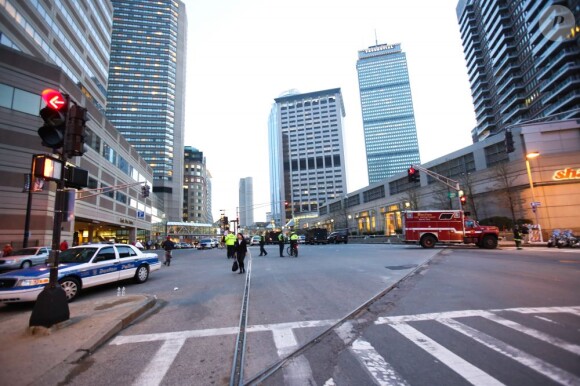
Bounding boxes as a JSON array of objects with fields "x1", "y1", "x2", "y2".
[
  {"x1": 259, "y1": 233, "x2": 268, "y2": 256},
  {"x1": 225, "y1": 231, "x2": 236, "y2": 259},
  {"x1": 162, "y1": 236, "x2": 175, "y2": 265},
  {"x1": 2, "y1": 243, "x2": 13, "y2": 257},
  {"x1": 59, "y1": 240, "x2": 68, "y2": 251},
  {"x1": 234, "y1": 232, "x2": 247, "y2": 274},
  {"x1": 513, "y1": 225, "x2": 523, "y2": 250},
  {"x1": 278, "y1": 232, "x2": 285, "y2": 257}
]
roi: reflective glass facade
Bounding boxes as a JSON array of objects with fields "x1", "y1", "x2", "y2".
[
  {"x1": 239, "y1": 177, "x2": 254, "y2": 227},
  {"x1": 356, "y1": 43, "x2": 421, "y2": 184},
  {"x1": 107, "y1": 0, "x2": 187, "y2": 221},
  {"x1": 183, "y1": 146, "x2": 212, "y2": 224},
  {"x1": 270, "y1": 89, "x2": 347, "y2": 226}
]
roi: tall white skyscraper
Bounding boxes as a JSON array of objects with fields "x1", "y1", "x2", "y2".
[
  {"x1": 239, "y1": 177, "x2": 254, "y2": 227},
  {"x1": 269, "y1": 88, "x2": 347, "y2": 227}
]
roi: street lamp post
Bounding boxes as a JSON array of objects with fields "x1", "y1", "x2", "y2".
[{"x1": 525, "y1": 152, "x2": 543, "y2": 243}]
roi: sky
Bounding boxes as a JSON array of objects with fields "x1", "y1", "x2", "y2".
[{"x1": 181, "y1": 0, "x2": 476, "y2": 222}]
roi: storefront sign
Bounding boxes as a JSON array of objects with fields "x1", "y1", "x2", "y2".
[
  {"x1": 120, "y1": 218, "x2": 134, "y2": 225},
  {"x1": 552, "y1": 167, "x2": 580, "y2": 180}
]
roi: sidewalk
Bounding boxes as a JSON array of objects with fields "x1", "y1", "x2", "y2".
[{"x1": 0, "y1": 294, "x2": 156, "y2": 386}]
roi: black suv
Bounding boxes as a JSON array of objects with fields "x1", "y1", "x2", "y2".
[{"x1": 327, "y1": 230, "x2": 348, "y2": 244}]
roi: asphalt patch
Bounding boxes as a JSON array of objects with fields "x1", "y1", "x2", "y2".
[{"x1": 385, "y1": 264, "x2": 418, "y2": 270}]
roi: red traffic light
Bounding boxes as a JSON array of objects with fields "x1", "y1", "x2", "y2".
[
  {"x1": 460, "y1": 196, "x2": 467, "y2": 205},
  {"x1": 41, "y1": 89, "x2": 67, "y2": 110}
]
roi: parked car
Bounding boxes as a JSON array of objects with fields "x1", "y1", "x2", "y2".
[
  {"x1": 306, "y1": 228, "x2": 328, "y2": 244},
  {"x1": 0, "y1": 247, "x2": 51, "y2": 271},
  {"x1": 250, "y1": 236, "x2": 261, "y2": 246},
  {"x1": 327, "y1": 230, "x2": 349, "y2": 244},
  {"x1": 176, "y1": 242, "x2": 192, "y2": 249},
  {"x1": 0, "y1": 244, "x2": 160, "y2": 303},
  {"x1": 298, "y1": 235, "x2": 306, "y2": 244},
  {"x1": 211, "y1": 238, "x2": 219, "y2": 248},
  {"x1": 197, "y1": 238, "x2": 213, "y2": 249}
]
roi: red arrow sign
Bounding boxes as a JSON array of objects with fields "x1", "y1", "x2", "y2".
[{"x1": 41, "y1": 89, "x2": 67, "y2": 111}]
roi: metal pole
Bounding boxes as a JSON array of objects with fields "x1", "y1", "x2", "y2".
[{"x1": 525, "y1": 159, "x2": 543, "y2": 242}]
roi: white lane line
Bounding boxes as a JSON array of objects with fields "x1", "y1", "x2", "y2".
[
  {"x1": 479, "y1": 311, "x2": 580, "y2": 355},
  {"x1": 110, "y1": 319, "x2": 337, "y2": 345},
  {"x1": 132, "y1": 338, "x2": 185, "y2": 386},
  {"x1": 350, "y1": 338, "x2": 410, "y2": 386},
  {"x1": 272, "y1": 328, "x2": 299, "y2": 357},
  {"x1": 376, "y1": 306, "x2": 580, "y2": 324},
  {"x1": 389, "y1": 322, "x2": 505, "y2": 386},
  {"x1": 439, "y1": 318, "x2": 580, "y2": 386},
  {"x1": 271, "y1": 328, "x2": 315, "y2": 385}
]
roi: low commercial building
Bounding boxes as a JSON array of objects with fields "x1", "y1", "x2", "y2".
[{"x1": 312, "y1": 119, "x2": 580, "y2": 240}]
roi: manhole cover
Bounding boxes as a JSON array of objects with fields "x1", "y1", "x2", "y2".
[{"x1": 385, "y1": 264, "x2": 418, "y2": 270}]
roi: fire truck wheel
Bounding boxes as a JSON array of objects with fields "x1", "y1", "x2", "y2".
[
  {"x1": 420, "y1": 234, "x2": 436, "y2": 248},
  {"x1": 481, "y1": 235, "x2": 498, "y2": 249}
]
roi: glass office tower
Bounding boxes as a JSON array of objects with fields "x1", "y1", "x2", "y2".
[
  {"x1": 107, "y1": 0, "x2": 187, "y2": 221},
  {"x1": 456, "y1": 0, "x2": 580, "y2": 142},
  {"x1": 183, "y1": 147, "x2": 212, "y2": 224},
  {"x1": 356, "y1": 43, "x2": 421, "y2": 184},
  {"x1": 239, "y1": 177, "x2": 254, "y2": 227}
]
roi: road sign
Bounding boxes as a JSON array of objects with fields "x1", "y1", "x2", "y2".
[
  {"x1": 448, "y1": 192, "x2": 457, "y2": 198},
  {"x1": 137, "y1": 210, "x2": 144, "y2": 218}
]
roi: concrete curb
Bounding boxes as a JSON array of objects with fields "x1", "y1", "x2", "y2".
[{"x1": 31, "y1": 294, "x2": 157, "y2": 386}]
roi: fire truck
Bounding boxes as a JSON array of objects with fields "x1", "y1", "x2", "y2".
[{"x1": 402, "y1": 210, "x2": 499, "y2": 249}]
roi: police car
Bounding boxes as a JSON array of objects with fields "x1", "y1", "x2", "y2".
[{"x1": 0, "y1": 244, "x2": 161, "y2": 303}]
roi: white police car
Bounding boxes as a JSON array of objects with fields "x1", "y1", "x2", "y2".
[{"x1": 0, "y1": 244, "x2": 161, "y2": 303}]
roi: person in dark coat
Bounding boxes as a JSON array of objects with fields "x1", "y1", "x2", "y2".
[
  {"x1": 259, "y1": 233, "x2": 268, "y2": 256},
  {"x1": 162, "y1": 236, "x2": 175, "y2": 266},
  {"x1": 234, "y1": 232, "x2": 247, "y2": 274},
  {"x1": 513, "y1": 226, "x2": 523, "y2": 250}
]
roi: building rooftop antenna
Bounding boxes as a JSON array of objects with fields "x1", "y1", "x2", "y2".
[{"x1": 374, "y1": 29, "x2": 378, "y2": 45}]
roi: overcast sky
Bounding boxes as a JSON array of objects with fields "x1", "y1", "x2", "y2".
[{"x1": 181, "y1": 0, "x2": 475, "y2": 222}]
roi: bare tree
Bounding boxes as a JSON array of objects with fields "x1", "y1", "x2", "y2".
[
  {"x1": 403, "y1": 188, "x2": 420, "y2": 210},
  {"x1": 491, "y1": 161, "x2": 520, "y2": 223},
  {"x1": 459, "y1": 173, "x2": 478, "y2": 220},
  {"x1": 432, "y1": 187, "x2": 453, "y2": 210}
]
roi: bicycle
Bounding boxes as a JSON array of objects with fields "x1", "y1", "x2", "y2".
[{"x1": 286, "y1": 243, "x2": 298, "y2": 257}]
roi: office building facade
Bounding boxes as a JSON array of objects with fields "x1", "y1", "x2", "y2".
[
  {"x1": 239, "y1": 177, "x2": 254, "y2": 227},
  {"x1": 269, "y1": 88, "x2": 347, "y2": 227},
  {"x1": 183, "y1": 146, "x2": 212, "y2": 224},
  {"x1": 457, "y1": 0, "x2": 580, "y2": 142},
  {"x1": 356, "y1": 43, "x2": 421, "y2": 184},
  {"x1": 0, "y1": 1, "x2": 160, "y2": 247},
  {"x1": 107, "y1": 0, "x2": 187, "y2": 221}
]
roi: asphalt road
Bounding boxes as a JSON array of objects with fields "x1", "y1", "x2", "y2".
[{"x1": 2, "y1": 244, "x2": 578, "y2": 385}]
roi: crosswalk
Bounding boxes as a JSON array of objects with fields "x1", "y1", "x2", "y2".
[
  {"x1": 109, "y1": 306, "x2": 580, "y2": 385},
  {"x1": 339, "y1": 306, "x2": 580, "y2": 386}
]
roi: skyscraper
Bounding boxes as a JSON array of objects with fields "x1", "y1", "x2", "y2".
[
  {"x1": 239, "y1": 177, "x2": 254, "y2": 227},
  {"x1": 456, "y1": 0, "x2": 580, "y2": 142},
  {"x1": 107, "y1": 0, "x2": 188, "y2": 221},
  {"x1": 269, "y1": 89, "x2": 347, "y2": 227},
  {"x1": 183, "y1": 147, "x2": 212, "y2": 224},
  {"x1": 356, "y1": 43, "x2": 421, "y2": 184}
]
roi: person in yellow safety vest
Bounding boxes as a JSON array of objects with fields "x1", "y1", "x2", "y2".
[
  {"x1": 225, "y1": 231, "x2": 237, "y2": 259},
  {"x1": 278, "y1": 232, "x2": 285, "y2": 257},
  {"x1": 290, "y1": 231, "x2": 299, "y2": 255}
]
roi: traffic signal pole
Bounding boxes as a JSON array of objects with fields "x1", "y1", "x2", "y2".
[
  {"x1": 410, "y1": 164, "x2": 463, "y2": 209},
  {"x1": 30, "y1": 93, "x2": 72, "y2": 328}
]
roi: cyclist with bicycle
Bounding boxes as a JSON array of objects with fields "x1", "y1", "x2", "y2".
[
  {"x1": 289, "y1": 230, "x2": 299, "y2": 257},
  {"x1": 162, "y1": 236, "x2": 175, "y2": 266}
]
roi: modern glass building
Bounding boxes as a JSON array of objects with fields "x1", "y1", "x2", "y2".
[
  {"x1": 239, "y1": 177, "x2": 254, "y2": 227},
  {"x1": 356, "y1": 43, "x2": 421, "y2": 184},
  {"x1": 183, "y1": 146, "x2": 212, "y2": 224},
  {"x1": 456, "y1": 0, "x2": 580, "y2": 142},
  {"x1": 107, "y1": 0, "x2": 188, "y2": 221},
  {"x1": 269, "y1": 88, "x2": 347, "y2": 227}
]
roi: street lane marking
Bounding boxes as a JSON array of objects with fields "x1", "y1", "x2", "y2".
[
  {"x1": 389, "y1": 321, "x2": 505, "y2": 386},
  {"x1": 351, "y1": 338, "x2": 410, "y2": 386},
  {"x1": 133, "y1": 338, "x2": 185, "y2": 386}
]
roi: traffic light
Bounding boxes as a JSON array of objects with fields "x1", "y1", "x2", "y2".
[
  {"x1": 141, "y1": 184, "x2": 150, "y2": 198},
  {"x1": 38, "y1": 89, "x2": 68, "y2": 150},
  {"x1": 407, "y1": 167, "x2": 420, "y2": 183},
  {"x1": 64, "y1": 104, "x2": 88, "y2": 157},
  {"x1": 460, "y1": 195, "x2": 467, "y2": 206},
  {"x1": 222, "y1": 216, "x2": 229, "y2": 226},
  {"x1": 284, "y1": 201, "x2": 289, "y2": 208},
  {"x1": 505, "y1": 129, "x2": 515, "y2": 153}
]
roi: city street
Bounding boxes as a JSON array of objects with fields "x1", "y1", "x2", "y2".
[{"x1": 1, "y1": 244, "x2": 578, "y2": 385}]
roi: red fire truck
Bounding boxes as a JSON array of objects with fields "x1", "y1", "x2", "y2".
[{"x1": 403, "y1": 210, "x2": 499, "y2": 249}]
